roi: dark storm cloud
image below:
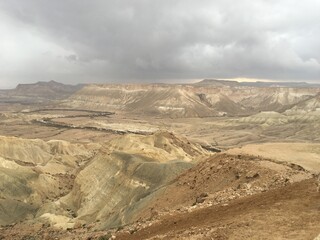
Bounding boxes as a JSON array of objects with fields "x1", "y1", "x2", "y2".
[{"x1": 0, "y1": 0, "x2": 319, "y2": 87}]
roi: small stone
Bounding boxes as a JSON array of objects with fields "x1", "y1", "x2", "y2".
[
  {"x1": 246, "y1": 172, "x2": 260, "y2": 179},
  {"x1": 199, "y1": 192, "x2": 208, "y2": 198}
]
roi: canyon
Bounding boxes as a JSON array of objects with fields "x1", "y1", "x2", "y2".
[{"x1": 0, "y1": 80, "x2": 320, "y2": 239}]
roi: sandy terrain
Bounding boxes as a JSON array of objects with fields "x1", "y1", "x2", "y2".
[{"x1": 228, "y1": 143, "x2": 320, "y2": 173}]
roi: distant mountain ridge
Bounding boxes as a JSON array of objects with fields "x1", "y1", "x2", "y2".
[
  {"x1": 14, "y1": 80, "x2": 84, "y2": 96},
  {"x1": 196, "y1": 79, "x2": 320, "y2": 88},
  {"x1": 0, "y1": 80, "x2": 85, "y2": 104},
  {"x1": 194, "y1": 79, "x2": 240, "y2": 87},
  {"x1": 1, "y1": 79, "x2": 320, "y2": 116}
]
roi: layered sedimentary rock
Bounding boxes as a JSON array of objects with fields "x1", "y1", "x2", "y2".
[{"x1": 65, "y1": 81, "x2": 320, "y2": 117}]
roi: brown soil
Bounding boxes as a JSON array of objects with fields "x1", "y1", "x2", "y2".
[{"x1": 117, "y1": 178, "x2": 320, "y2": 240}]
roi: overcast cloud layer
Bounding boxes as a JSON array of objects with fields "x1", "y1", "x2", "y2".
[{"x1": 0, "y1": 0, "x2": 319, "y2": 88}]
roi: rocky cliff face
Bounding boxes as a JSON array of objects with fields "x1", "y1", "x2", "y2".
[
  {"x1": 65, "y1": 82, "x2": 320, "y2": 117},
  {"x1": 285, "y1": 93, "x2": 320, "y2": 113}
]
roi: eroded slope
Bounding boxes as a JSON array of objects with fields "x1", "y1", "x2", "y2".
[{"x1": 0, "y1": 131, "x2": 208, "y2": 229}]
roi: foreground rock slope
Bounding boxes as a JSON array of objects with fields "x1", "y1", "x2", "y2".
[{"x1": 1, "y1": 153, "x2": 319, "y2": 239}]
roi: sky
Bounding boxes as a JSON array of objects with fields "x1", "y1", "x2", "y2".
[{"x1": 0, "y1": 0, "x2": 319, "y2": 88}]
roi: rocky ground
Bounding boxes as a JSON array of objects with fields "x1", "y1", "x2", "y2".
[{"x1": 0, "y1": 154, "x2": 319, "y2": 239}]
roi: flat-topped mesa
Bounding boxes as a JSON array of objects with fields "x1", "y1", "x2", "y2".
[
  {"x1": 194, "y1": 79, "x2": 320, "y2": 88},
  {"x1": 16, "y1": 80, "x2": 63, "y2": 89},
  {"x1": 15, "y1": 80, "x2": 83, "y2": 96},
  {"x1": 240, "y1": 81, "x2": 320, "y2": 88}
]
